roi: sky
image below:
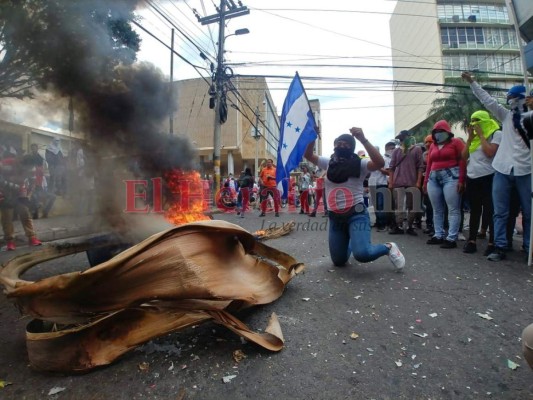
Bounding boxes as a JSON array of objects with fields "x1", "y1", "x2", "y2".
[
  {"x1": 0, "y1": 1, "x2": 400, "y2": 157},
  {"x1": 134, "y1": 0, "x2": 399, "y2": 156}
]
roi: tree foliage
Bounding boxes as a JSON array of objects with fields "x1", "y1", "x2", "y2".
[
  {"x1": 0, "y1": 0, "x2": 141, "y2": 99},
  {"x1": 424, "y1": 77, "x2": 504, "y2": 136}
]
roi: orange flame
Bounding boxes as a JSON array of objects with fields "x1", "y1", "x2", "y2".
[{"x1": 164, "y1": 169, "x2": 210, "y2": 225}]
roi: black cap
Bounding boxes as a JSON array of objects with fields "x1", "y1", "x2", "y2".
[{"x1": 395, "y1": 130, "x2": 410, "y2": 140}]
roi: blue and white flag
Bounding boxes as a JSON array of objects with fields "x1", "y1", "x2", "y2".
[{"x1": 276, "y1": 73, "x2": 318, "y2": 198}]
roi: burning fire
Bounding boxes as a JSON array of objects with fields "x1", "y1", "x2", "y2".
[{"x1": 164, "y1": 169, "x2": 210, "y2": 225}]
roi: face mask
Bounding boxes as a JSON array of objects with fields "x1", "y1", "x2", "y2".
[
  {"x1": 334, "y1": 147, "x2": 353, "y2": 159},
  {"x1": 402, "y1": 137, "x2": 415, "y2": 148},
  {"x1": 385, "y1": 150, "x2": 393, "y2": 156},
  {"x1": 433, "y1": 131, "x2": 449, "y2": 144}
]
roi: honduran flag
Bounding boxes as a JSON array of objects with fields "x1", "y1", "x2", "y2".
[{"x1": 276, "y1": 72, "x2": 318, "y2": 198}]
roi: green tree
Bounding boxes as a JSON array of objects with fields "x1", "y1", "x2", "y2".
[
  {"x1": 0, "y1": 0, "x2": 141, "y2": 99},
  {"x1": 426, "y1": 77, "x2": 503, "y2": 133}
]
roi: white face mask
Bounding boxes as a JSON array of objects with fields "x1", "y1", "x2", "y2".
[{"x1": 507, "y1": 97, "x2": 525, "y2": 110}]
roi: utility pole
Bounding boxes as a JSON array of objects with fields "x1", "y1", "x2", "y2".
[
  {"x1": 507, "y1": 0, "x2": 530, "y2": 91},
  {"x1": 253, "y1": 107, "x2": 260, "y2": 181},
  {"x1": 198, "y1": 0, "x2": 249, "y2": 194},
  {"x1": 169, "y1": 28, "x2": 174, "y2": 136}
]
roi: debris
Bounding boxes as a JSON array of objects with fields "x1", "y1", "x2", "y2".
[
  {"x1": 507, "y1": 360, "x2": 520, "y2": 370},
  {"x1": 0, "y1": 380, "x2": 12, "y2": 388},
  {"x1": 48, "y1": 387, "x2": 66, "y2": 396},
  {"x1": 302, "y1": 298, "x2": 310, "y2": 301},
  {"x1": 429, "y1": 313, "x2": 438, "y2": 318},
  {"x1": 413, "y1": 363, "x2": 422, "y2": 369},
  {"x1": 232, "y1": 350, "x2": 246, "y2": 363},
  {"x1": 395, "y1": 360, "x2": 403, "y2": 367},
  {"x1": 138, "y1": 362, "x2": 150, "y2": 372},
  {"x1": 168, "y1": 362, "x2": 174, "y2": 371},
  {"x1": 413, "y1": 333, "x2": 428, "y2": 338},
  {"x1": 0, "y1": 221, "x2": 304, "y2": 373},
  {"x1": 350, "y1": 332, "x2": 359, "y2": 340},
  {"x1": 222, "y1": 374, "x2": 237, "y2": 383},
  {"x1": 176, "y1": 387, "x2": 186, "y2": 400},
  {"x1": 476, "y1": 313, "x2": 494, "y2": 321},
  {"x1": 366, "y1": 348, "x2": 374, "y2": 353}
]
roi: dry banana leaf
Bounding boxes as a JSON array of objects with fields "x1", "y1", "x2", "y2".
[
  {"x1": 253, "y1": 220, "x2": 296, "y2": 240},
  {"x1": 0, "y1": 220, "x2": 304, "y2": 372}
]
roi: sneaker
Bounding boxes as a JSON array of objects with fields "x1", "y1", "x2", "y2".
[
  {"x1": 426, "y1": 236, "x2": 444, "y2": 245},
  {"x1": 387, "y1": 242, "x2": 405, "y2": 271},
  {"x1": 309, "y1": 211, "x2": 317, "y2": 217},
  {"x1": 458, "y1": 233, "x2": 466, "y2": 241},
  {"x1": 29, "y1": 237, "x2": 42, "y2": 246},
  {"x1": 487, "y1": 247, "x2": 506, "y2": 261},
  {"x1": 299, "y1": 210, "x2": 305, "y2": 214},
  {"x1": 389, "y1": 227, "x2": 404, "y2": 235},
  {"x1": 6, "y1": 241, "x2": 15, "y2": 251},
  {"x1": 463, "y1": 241, "x2": 477, "y2": 253},
  {"x1": 259, "y1": 212, "x2": 266, "y2": 217},
  {"x1": 406, "y1": 228, "x2": 418, "y2": 236},
  {"x1": 440, "y1": 240, "x2": 457, "y2": 249},
  {"x1": 477, "y1": 231, "x2": 487, "y2": 239},
  {"x1": 483, "y1": 244, "x2": 495, "y2": 257},
  {"x1": 275, "y1": 212, "x2": 279, "y2": 217}
]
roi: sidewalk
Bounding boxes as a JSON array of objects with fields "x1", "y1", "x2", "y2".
[
  {"x1": 2, "y1": 196, "x2": 99, "y2": 248},
  {"x1": 8, "y1": 214, "x2": 97, "y2": 246}
]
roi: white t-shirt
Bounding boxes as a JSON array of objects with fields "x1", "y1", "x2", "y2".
[
  {"x1": 368, "y1": 153, "x2": 390, "y2": 186},
  {"x1": 467, "y1": 130, "x2": 502, "y2": 179},
  {"x1": 317, "y1": 156, "x2": 369, "y2": 211}
]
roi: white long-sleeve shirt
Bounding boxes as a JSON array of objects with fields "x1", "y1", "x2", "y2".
[{"x1": 470, "y1": 81, "x2": 530, "y2": 176}]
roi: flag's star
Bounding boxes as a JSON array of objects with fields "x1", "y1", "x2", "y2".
[
  {"x1": 286, "y1": 121, "x2": 292, "y2": 128},
  {"x1": 283, "y1": 142, "x2": 288, "y2": 149},
  {"x1": 295, "y1": 127, "x2": 301, "y2": 133}
]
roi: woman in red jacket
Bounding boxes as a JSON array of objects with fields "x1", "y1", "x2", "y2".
[{"x1": 423, "y1": 120, "x2": 466, "y2": 249}]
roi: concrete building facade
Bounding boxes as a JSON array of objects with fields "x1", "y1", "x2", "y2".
[
  {"x1": 169, "y1": 76, "x2": 322, "y2": 179},
  {"x1": 390, "y1": 0, "x2": 527, "y2": 133}
]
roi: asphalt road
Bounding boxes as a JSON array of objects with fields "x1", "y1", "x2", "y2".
[{"x1": 1, "y1": 210, "x2": 533, "y2": 400}]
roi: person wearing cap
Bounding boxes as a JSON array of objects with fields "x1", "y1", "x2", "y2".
[
  {"x1": 388, "y1": 130, "x2": 424, "y2": 236},
  {"x1": 462, "y1": 72, "x2": 531, "y2": 261},
  {"x1": 423, "y1": 120, "x2": 466, "y2": 249},
  {"x1": 461, "y1": 110, "x2": 502, "y2": 255},
  {"x1": 304, "y1": 127, "x2": 405, "y2": 272}
]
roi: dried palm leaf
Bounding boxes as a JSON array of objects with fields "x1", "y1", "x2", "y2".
[
  {"x1": 0, "y1": 220, "x2": 304, "y2": 372},
  {"x1": 253, "y1": 220, "x2": 296, "y2": 240}
]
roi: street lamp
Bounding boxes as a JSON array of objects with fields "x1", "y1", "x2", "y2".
[{"x1": 225, "y1": 28, "x2": 250, "y2": 39}]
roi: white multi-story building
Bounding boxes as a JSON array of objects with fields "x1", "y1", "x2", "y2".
[{"x1": 390, "y1": 0, "x2": 528, "y2": 133}]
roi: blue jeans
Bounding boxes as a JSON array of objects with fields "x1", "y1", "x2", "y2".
[
  {"x1": 328, "y1": 206, "x2": 389, "y2": 266},
  {"x1": 373, "y1": 185, "x2": 389, "y2": 228},
  {"x1": 492, "y1": 171, "x2": 531, "y2": 251},
  {"x1": 427, "y1": 167, "x2": 462, "y2": 241}
]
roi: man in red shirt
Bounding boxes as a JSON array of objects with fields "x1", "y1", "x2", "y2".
[{"x1": 258, "y1": 159, "x2": 280, "y2": 217}]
